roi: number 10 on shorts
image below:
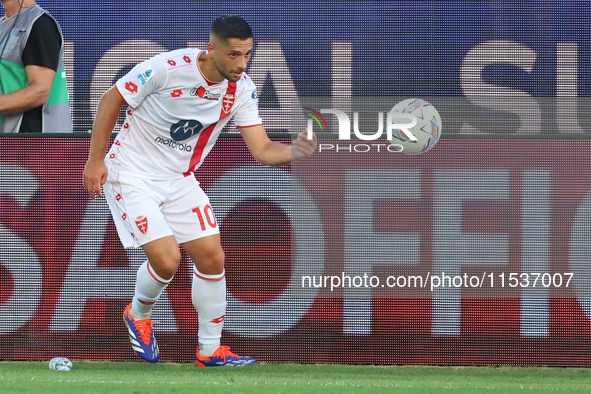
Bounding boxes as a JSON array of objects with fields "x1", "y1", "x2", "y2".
[{"x1": 192, "y1": 204, "x2": 217, "y2": 230}]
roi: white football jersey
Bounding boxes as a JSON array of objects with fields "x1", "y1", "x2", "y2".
[{"x1": 107, "y1": 48, "x2": 262, "y2": 179}]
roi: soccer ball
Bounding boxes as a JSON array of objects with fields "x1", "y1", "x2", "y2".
[{"x1": 389, "y1": 98, "x2": 441, "y2": 154}]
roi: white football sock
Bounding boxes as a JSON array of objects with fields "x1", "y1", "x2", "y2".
[
  {"x1": 192, "y1": 267, "x2": 226, "y2": 356},
  {"x1": 199, "y1": 343, "x2": 221, "y2": 357},
  {"x1": 130, "y1": 260, "x2": 172, "y2": 320}
]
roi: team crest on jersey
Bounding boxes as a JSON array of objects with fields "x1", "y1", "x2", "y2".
[
  {"x1": 222, "y1": 94, "x2": 235, "y2": 114},
  {"x1": 135, "y1": 216, "x2": 148, "y2": 235},
  {"x1": 191, "y1": 86, "x2": 220, "y2": 100}
]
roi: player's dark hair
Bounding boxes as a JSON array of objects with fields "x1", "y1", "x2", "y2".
[{"x1": 210, "y1": 15, "x2": 253, "y2": 41}]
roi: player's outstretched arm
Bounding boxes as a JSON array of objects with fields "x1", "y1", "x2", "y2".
[
  {"x1": 240, "y1": 125, "x2": 317, "y2": 166},
  {"x1": 83, "y1": 86, "x2": 127, "y2": 199}
]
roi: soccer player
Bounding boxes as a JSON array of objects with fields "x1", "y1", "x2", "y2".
[{"x1": 83, "y1": 15, "x2": 316, "y2": 366}]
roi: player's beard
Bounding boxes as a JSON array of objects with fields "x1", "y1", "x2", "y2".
[
  {"x1": 219, "y1": 68, "x2": 242, "y2": 82},
  {"x1": 213, "y1": 58, "x2": 243, "y2": 82}
]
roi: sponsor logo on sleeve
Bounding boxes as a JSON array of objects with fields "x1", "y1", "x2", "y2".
[
  {"x1": 137, "y1": 68, "x2": 153, "y2": 85},
  {"x1": 125, "y1": 81, "x2": 138, "y2": 94}
]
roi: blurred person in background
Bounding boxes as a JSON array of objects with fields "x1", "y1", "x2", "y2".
[{"x1": 0, "y1": 0, "x2": 71, "y2": 133}]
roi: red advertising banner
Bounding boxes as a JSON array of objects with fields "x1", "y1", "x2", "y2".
[{"x1": 1, "y1": 136, "x2": 591, "y2": 366}]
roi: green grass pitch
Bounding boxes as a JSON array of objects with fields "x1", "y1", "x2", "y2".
[{"x1": 2, "y1": 361, "x2": 591, "y2": 393}]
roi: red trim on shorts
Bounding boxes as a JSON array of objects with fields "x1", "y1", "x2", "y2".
[
  {"x1": 111, "y1": 171, "x2": 136, "y2": 244},
  {"x1": 194, "y1": 270, "x2": 225, "y2": 281},
  {"x1": 146, "y1": 262, "x2": 168, "y2": 285},
  {"x1": 186, "y1": 81, "x2": 237, "y2": 172}
]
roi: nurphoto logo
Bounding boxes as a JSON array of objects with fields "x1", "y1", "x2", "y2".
[{"x1": 304, "y1": 107, "x2": 418, "y2": 153}]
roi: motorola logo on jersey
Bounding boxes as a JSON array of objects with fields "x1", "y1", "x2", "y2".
[
  {"x1": 154, "y1": 136, "x2": 193, "y2": 152},
  {"x1": 169, "y1": 119, "x2": 204, "y2": 141}
]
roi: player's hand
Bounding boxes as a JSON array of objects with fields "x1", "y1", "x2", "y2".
[
  {"x1": 83, "y1": 159, "x2": 108, "y2": 199},
  {"x1": 291, "y1": 130, "x2": 317, "y2": 161}
]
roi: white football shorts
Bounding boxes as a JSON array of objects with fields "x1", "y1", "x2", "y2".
[{"x1": 104, "y1": 171, "x2": 219, "y2": 248}]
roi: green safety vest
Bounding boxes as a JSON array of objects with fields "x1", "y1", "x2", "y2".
[{"x1": 0, "y1": 4, "x2": 71, "y2": 133}]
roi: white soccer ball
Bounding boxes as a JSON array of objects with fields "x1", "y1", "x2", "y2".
[
  {"x1": 389, "y1": 98, "x2": 441, "y2": 154},
  {"x1": 49, "y1": 357, "x2": 73, "y2": 371}
]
